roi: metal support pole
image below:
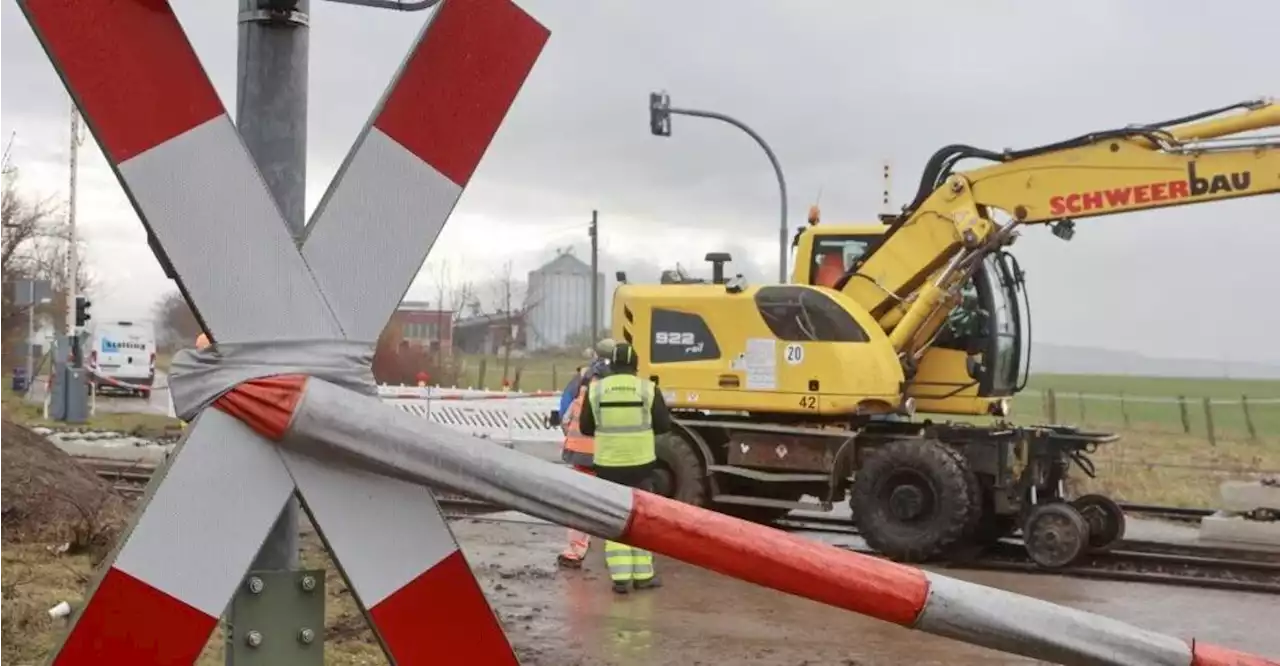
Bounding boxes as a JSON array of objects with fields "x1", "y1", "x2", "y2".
[
  {"x1": 66, "y1": 103, "x2": 80, "y2": 365},
  {"x1": 26, "y1": 281, "x2": 36, "y2": 383},
  {"x1": 237, "y1": 0, "x2": 310, "y2": 237},
  {"x1": 589, "y1": 210, "x2": 599, "y2": 344},
  {"x1": 665, "y1": 106, "x2": 788, "y2": 283},
  {"x1": 230, "y1": 1, "x2": 309, "y2": 663}
]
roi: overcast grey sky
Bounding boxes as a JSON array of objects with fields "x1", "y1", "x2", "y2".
[{"x1": 2, "y1": 0, "x2": 1277, "y2": 362}]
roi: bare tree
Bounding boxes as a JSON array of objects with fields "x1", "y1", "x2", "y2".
[
  {"x1": 481, "y1": 260, "x2": 537, "y2": 382},
  {"x1": 151, "y1": 290, "x2": 202, "y2": 351},
  {"x1": 425, "y1": 258, "x2": 479, "y2": 347},
  {"x1": 1, "y1": 163, "x2": 88, "y2": 363}
]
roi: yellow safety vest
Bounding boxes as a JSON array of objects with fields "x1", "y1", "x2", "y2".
[{"x1": 588, "y1": 374, "x2": 656, "y2": 468}]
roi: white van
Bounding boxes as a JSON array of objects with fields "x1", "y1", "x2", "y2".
[{"x1": 88, "y1": 320, "x2": 157, "y2": 398}]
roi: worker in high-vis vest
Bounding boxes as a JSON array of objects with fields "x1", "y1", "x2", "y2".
[{"x1": 577, "y1": 342, "x2": 673, "y2": 594}]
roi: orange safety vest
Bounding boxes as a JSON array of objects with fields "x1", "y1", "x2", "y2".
[{"x1": 561, "y1": 385, "x2": 595, "y2": 467}]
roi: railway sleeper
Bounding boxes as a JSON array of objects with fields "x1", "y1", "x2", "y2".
[{"x1": 659, "y1": 416, "x2": 1125, "y2": 568}]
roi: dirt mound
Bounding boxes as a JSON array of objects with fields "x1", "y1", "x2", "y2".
[{"x1": 1, "y1": 418, "x2": 128, "y2": 559}]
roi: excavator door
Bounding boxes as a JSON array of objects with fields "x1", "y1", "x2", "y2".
[{"x1": 909, "y1": 252, "x2": 1028, "y2": 416}]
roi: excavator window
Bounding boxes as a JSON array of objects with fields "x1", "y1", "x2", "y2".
[
  {"x1": 754, "y1": 286, "x2": 870, "y2": 343},
  {"x1": 809, "y1": 237, "x2": 871, "y2": 288},
  {"x1": 935, "y1": 280, "x2": 988, "y2": 354}
]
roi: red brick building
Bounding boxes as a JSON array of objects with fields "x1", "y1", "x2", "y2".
[{"x1": 389, "y1": 301, "x2": 454, "y2": 351}]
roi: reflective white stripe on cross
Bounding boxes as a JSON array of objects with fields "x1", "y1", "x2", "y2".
[{"x1": 16, "y1": 0, "x2": 548, "y2": 663}]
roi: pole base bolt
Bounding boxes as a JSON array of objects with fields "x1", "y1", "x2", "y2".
[
  {"x1": 299, "y1": 628, "x2": 316, "y2": 644},
  {"x1": 246, "y1": 630, "x2": 263, "y2": 648},
  {"x1": 300, "y1": 575, "x2": 317, "y2": 592},
  {"x1": 246, "y1": 576, "x2": 265, "y2": 594}
]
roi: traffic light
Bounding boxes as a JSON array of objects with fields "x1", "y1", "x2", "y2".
[
  {"x1": 649, "y1": 92, "x2": 671, "y2": 137},
  {"x1": 75, "y1": 295, "x2": 91, "y2": 327}
]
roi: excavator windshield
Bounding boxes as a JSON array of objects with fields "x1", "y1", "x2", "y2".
[
  {"x1": 918, "y1": 252, "x2": 1024, "y2": 399},
  {"x1": 801, "y1": 227, "x2": 1027, "y2": 401}
]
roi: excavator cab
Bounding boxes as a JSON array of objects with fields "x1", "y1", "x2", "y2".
[
  {"x1": 794, "y1": 225, "x2": 1028, "y2": 417},
  {"x1": 611, "y1": 253, "x2": 909, "y2": 419}
]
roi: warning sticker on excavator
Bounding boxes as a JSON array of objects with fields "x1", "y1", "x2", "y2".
[
  {"x1": 744, "y1": 338, "x2": 777, "y2": 390},
  {"x1": 784, "y1": 343, "x2": 804, "y2": 365}
]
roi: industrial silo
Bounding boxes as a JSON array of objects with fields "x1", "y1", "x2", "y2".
[{"x1": 526, "y1": 251, "x2": 604, "y2": 352}]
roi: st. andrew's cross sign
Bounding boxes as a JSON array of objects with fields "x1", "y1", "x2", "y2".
[{"x1": 17, "y1": 0, "x2": 548, "y2": 663}]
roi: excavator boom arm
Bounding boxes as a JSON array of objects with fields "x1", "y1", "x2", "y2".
[{"x1": 837, "y1": 99, "x2": 1279, "y2": 358}]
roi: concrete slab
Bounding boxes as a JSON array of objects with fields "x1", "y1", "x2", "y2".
[
  {"x1": 1219, "y1": 479, "x2": 1280, "y2": 513},
  {"x1": 52, "y1": 439, "x2": 172, "y2": 465},
  {"x1": 1198, "y1": 514, "x2": 1280, "y2": 548}
]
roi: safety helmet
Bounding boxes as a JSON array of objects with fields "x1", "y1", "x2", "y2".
[
  {"x1": 595, "y1": 337, "x2": 617, "y2": 358},
  {"x1": 611, "y1": 342, "x2": 637, "y2": 369}
]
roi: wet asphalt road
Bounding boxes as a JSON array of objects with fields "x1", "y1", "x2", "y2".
[{"x1": 433, "y1": 518, "x2": 1280, "y2": 665}]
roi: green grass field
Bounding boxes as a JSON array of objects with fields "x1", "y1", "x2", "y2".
[{"x1": 1013, "y1": 374, "x2": 1280, "y2": 440}]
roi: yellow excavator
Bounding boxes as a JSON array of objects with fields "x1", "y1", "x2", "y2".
[{"x1": 611, "y1": 99, "x2": 1279, "y2": 568}]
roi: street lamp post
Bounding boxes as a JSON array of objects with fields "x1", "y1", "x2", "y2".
[{"x1": 649, "y1": 92, "x2": 789, "y2": 283}]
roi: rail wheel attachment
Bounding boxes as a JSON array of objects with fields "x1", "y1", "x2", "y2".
[
  {"x1": 1023, "y1": 502, "x2": 1088, "y2": 569},
  {"x1": 1072, "y1": 493, "x2": 1126, "y2": 552},
  {"x1": 851, "y1": 439, "x2": 974, "y2": 563}
]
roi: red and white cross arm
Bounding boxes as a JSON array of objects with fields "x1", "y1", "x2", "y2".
[
  {"x1": 221, "y1": 374, "x2": 1279, "y2": 666},
  {"x1": 16, "y1": 0, "x2": 548, "y2": 664}
]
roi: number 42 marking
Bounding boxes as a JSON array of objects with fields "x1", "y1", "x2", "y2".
[{"x1": 798, "y1": 395, "x2": 817, "y2": 410}]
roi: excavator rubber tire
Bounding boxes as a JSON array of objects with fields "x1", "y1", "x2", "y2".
[
  {"x1": 937, "y1": 443, "x2": 985, "y2": 545},
  {"x1": 851, "y1": 438, "x2": 975, "y2": 563},
  {"x1": 653, "y1": 432, "x2": 709, "y2": 507}
]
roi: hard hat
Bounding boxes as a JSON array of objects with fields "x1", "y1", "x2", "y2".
[
  {"x1": 195, "y1": 333, "x2": 210, "y2": 350},
  {"x1": 611, "y1": 342, "x2": 636, "y2": 367},
  {"x1": 595, "y1": 337, "x2": 617, "y2": 357}
]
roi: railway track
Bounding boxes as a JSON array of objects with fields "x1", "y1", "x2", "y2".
[{"x1": 89, "y1": 458, "x2": 1277, "y2": 593}]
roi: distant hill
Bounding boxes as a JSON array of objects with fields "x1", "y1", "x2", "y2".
[{"x1": 1030, "y1": 343, "x2": 1280, "y2": 380}]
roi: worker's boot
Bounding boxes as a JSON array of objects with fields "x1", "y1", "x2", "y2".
[
  {"x1": 556, "y1": 553, "x2": 584, "y2": 569},
  {"x1": 612, "y1": 581, "x2": 631, "y2": 594},
  {"x1": 633, "y1": 577, "x2": 662, "y2": 590}
]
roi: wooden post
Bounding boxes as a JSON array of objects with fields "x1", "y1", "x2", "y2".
[
  {"x1": 477, "y1": 357, "x2": 488, "y2": 389},
  {"x1": 512, "y1": 366, "x2": 524, "y2": 391},
  {"x1": 1202, "y1": 397, "x2": 1216, "y2": 446},
  {"x1": 1047, "y1": 389, "x2": 1058, "y2": 423},
  {"x1": 1119, "y1": 391, "x2": 1131, "y2": 429},
  {"x1": 1078, "y1": 392, "x2": 1086, "y2": 424},
  {"x1": 551, "y1": 364, "x2": 558, "y2": 391},
  {"x1": 1178, "y1": 395, "x2": 1191, "y2": 434},
  {"x1": 1242, "y1": 395, "x2": 1258, "y2": 441}
]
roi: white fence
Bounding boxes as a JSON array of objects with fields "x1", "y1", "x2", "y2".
[{"x1": 376, "y1": 385, "x2": 565, "y2": 462}]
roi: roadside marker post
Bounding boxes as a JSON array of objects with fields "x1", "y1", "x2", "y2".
[
  {"x1": 16, "y1": 0, "x2": 548, "y2": 663},
  {"x1": 17, "y1": 1, "x2": 1280, "y2": 665}
]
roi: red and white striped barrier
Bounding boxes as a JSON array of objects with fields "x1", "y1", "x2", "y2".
[
  {"x1": 85, "y1": 364, "x2": 157, "y2": 393},
  {"x1": 222, "y1": 374, "x2": 1278, "y2": 666},
  {"x1": 376, "y1": 385, "x2": 560, "y2": 400}
]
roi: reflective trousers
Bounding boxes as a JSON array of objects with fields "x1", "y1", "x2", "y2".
[
  {"x1": 594, "y1": 462, "x2": 657, "y2": 583},
  {"x1": 560, "y1": 464, "x2": 594, "y2": 561},
  {"x1": 604, "y1": 540, "x2": 654, "y2": 582}
]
